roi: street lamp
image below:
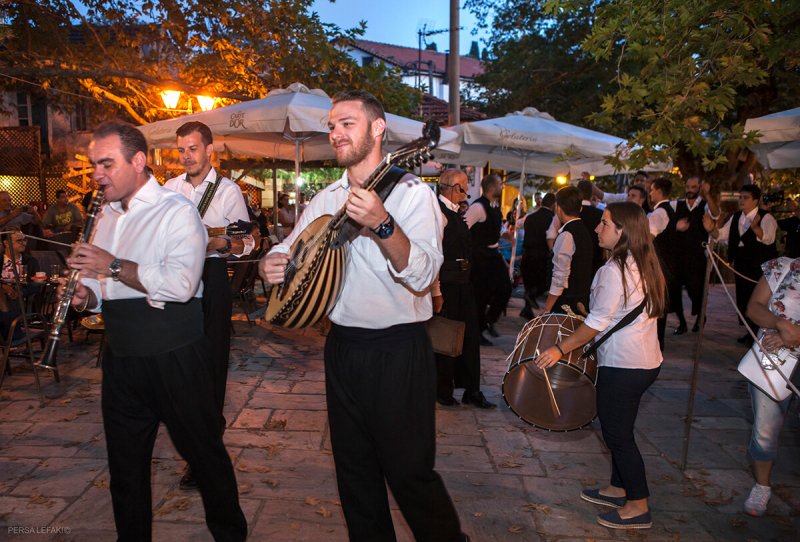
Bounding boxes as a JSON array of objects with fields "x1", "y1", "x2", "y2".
[
  {"x1": 159, "y1": 90, "x2": 218, "y2": 112},
  {"x1": 196, "y1": 95, "x2": 216, "y2": 112},
  {"x1": 160, "y1": 90, "x2": 182, "y2": 110}
]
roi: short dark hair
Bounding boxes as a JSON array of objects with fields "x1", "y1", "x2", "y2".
[
  {"x1": 555, "y1": 186, "x2": 582, "y2": 216},
  {"x1": 93, "y1": 121, "x2": 148, "y2": 162},
  {"x1": 55, "y1": 189, "x2": 67, "y2": 198},
  {"x1": 480, "y1": 173, "x2": 502, "y2": 194},
  {"x1": 577, "y1": 180, "x2": 593, "y2": 200},
  {"x1": 331, "y1": 90, "x2": 386, "y2": 122},
  {"x1": 741, "y1": 183, "x2": 762, "y2": 200},
  {"x1": 176, "y1": 121, "x2": 214, "y2": 147},
  {"x1": 541, "y1": 192, "x2": 556, "y2": 208},
  {"x1": 634, "y1": 170, "x2": 649, "y2": 179},
  {"x1": 628, "y1": 184, "x2": 647, "y2": 199},
  {"x1": 651, "y1": 177, "x2": 672, "y2": 198}
]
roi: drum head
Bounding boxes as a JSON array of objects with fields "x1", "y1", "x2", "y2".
[{"x1": 502, "y1": 359, "x2": 596, "y2": 431}]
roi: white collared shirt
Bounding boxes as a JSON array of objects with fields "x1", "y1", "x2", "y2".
[
  {"x1": 269, "y1": 170, "x2": 443, "y2": 328},
  {"x1": 81, "y1": 177, "x2": 207, "y2": 311},
  {"x1": 716, "y1": 207, "x2": 778, "y2": 246},
  {"x1": 584, "y1": 254, "x2": 663, "y2": 369},
  {"x1": 647, "y1": 199, "x2": 672, "y2": 237},
  {"x1": 164, "y1": 167, "x2": 254, "y2": 258},
  {"x1": 549, "y1": 217, "x2": 581, "y2": 296}
]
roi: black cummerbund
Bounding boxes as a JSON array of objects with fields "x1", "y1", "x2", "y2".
[
  {"x1": 439, "y1": 259, "x2": 471, "y2": 284},
  {"x1": 101, "y1": 297, "x2": 204, "y2": 357}
]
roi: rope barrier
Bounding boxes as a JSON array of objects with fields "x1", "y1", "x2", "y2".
[
  {"x1": 707, "y1": 249, "x2": 759, "y2": 283},
  {"x1": 705, "y1": 243, "x2": 800, "y2": 400}
]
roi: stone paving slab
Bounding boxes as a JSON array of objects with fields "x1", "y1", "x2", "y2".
[{"x1": 0, "y1": 285, "x2": 798, "y2": 540}]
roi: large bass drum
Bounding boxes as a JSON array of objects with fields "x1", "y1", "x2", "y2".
[{"x1": 502, "y1": 313, "x2": 598, "y2": 431}]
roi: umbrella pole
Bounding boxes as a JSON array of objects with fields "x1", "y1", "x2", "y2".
[
  {"x1": 294, "y1": 140, "x2": 301, "y2": 225},
  {"x1": 272, "y1": 167, "x2": 280, "y2": 241},
  {"x1": 508, "y1": 159, "x2": 526, "y2": 280}
]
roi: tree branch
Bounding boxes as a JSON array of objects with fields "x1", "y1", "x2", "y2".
[{"x1": 79, "y1": 79, "x2": 148, "y2": 124}]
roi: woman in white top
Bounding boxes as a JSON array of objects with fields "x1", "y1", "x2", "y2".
[{"x1": 537, "y1": 202, "x2": 667, "y2": 530}]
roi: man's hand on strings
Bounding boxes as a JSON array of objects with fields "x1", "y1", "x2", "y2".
[
  {"x1": 346, "y1": 186, "x2": 388, "y2": 232},
  {"x1": 259, "y1": 252, "x2": 290, "y2": 285}
]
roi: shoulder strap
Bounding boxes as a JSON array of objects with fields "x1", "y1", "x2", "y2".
[
  {"x1": 197, "y1": 173, "x2": 223, "y2": 218},
  {"x1": 332, "y1": 166, "x2": 409, "y2": 248},
  {"x1": 580, "y1": 299, "x2": 647, "y2": 360}
]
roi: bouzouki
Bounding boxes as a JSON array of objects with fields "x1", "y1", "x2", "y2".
[
  {"x1": 207, "y1": 219, "x2": 252, "y2": 238},
  {"x1": 266, "y1": 121, "x2": 441, "y2": 329}
]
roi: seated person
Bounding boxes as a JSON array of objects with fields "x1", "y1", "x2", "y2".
[
  {"x1": 0, "y1": 229, "x2": 41, "y2": 345},
  {"x1": 43, "y1": 190, "x2": 83, "y2": 241}
]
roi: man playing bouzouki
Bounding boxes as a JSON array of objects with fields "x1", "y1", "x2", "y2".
[
  {"x1": 260, "y1": 90, "x2": 469, "y2": 541},
  {"x1": 164, "y1": 121, "x2": 254, "y2": 490}
]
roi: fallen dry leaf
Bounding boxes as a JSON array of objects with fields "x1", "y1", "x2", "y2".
[
  {"x1": 305, "y1": 496, "x2": 320, "y2": 506},
  {"x1": 155, "y1": 497, "x2": 192, "y2": 515},
  {"x1": 508, "y1": 525, "x2": 524, "y2": 534},
  {"x1": 317, "y1": 506, "x2": 332, "y2": 518},
  {"x1": 498, "y1": 460, "x2": 523, "y2": 469}
]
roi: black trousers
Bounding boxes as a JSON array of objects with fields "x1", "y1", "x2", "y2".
[
  {"x1": 471, "y1": 249, "x2": 512, "y2": 331},
  {"x1": 596, "y1": 365, "x2": 660, "y2": 501},
  {"x1": 325, "y1": 323, "x2": 462, "y2": 542},
  {"x1": 677, "y1": 250, "x2": 706, "y2": 316},
  {"x1": 521, "y1": 251, "x2": 550, "y2": 301},
  {"x1": 202, "y1": 257, "x2": 233, "y2": 432},
  {"x1": 435, "y1": 281, "x2": 481, "y2": 399},
  {"x1": 101, "y1": 338, "x2": 246, "y2": 542}
]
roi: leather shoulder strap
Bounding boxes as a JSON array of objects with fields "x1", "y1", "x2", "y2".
[{"x1": 197, "y1": 173, "x2": 223, "y2": 218}]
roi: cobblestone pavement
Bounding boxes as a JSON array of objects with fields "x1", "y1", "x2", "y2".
[{"x1": 0, "y1": 285, "x2": 798, "y2": 541}]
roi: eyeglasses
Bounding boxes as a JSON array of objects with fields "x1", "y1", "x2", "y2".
[{"x1": 440, "y1": 183, "x2": 466, "y2": 194}]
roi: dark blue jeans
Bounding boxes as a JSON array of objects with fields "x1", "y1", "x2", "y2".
[{"x1": 596, "y1": 365, "x2": 660, "y2": 500}]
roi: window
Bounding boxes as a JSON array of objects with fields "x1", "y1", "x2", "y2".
[
  {"x1": 361, "y1": 55, "x2": 373, "y2": 67},
  {"x1": 16, "y1": 92, "x2": 31, "y2": 126},
  {"x1": 73, "y1": 102, "x2": 88, "y2": 132}
]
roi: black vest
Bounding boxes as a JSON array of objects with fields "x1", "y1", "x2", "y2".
[
  {"x1": 675, "y1": 198, "x2": 708, "y2": 255},
  {"x1": 560, "y1": 219, "x2": 593, "y2": 300},
  {"x1": 470, "y1": 196, "x2": 502, "y2": 251},
  {"x1": 580, "y1": 203, "x2": 604, "y2": 274},
  {"x1": 522, "y1": 207, "x2": 554, "y2": 257},
  {"x1": 728, "y1": 209, "x2": 778, "y2": 267},
  {"x1": 438, "y1": 200, "x2": 472, "y2": 284},
  {"x1": 652, "y1": 201, "x2": 678, "y2": 271}
]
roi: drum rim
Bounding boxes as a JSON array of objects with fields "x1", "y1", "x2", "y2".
[{"x1": 507, "y1": 356, "x2": 597, "y2": 385}]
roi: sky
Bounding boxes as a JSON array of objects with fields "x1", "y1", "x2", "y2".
[{"x1": 310, "y1": 0, "x2": 491, "y2": 56}]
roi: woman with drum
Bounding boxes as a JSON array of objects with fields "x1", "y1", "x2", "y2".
[{"x1": 536, "y1": 201, "x2": 667, "y2": 530}]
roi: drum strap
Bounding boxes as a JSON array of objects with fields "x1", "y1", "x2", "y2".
[{"x1": 580, "y1": 300, "x2": 646, "y2": 360}]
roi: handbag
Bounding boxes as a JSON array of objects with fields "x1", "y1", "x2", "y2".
[
  {"x1": 426, "y1": 315, "x2": 466, "y2": 357},
  {"x1": 737, "y1": 332, "x2": 799, "y2": 401}
]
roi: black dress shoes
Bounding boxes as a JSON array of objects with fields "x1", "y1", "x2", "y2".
[
  {"x1": 479, "y1": 333, "x2": 493, "y2": 346},
  {"x1": 673, "y1": 324, "x2": 687, "y2": 335},
  {"x1": 462, "y1": 391, "x2": 496, "y2": 409},
  {"x1": 179, "y1": 467, "x2": 198, "y2": 490},
  {"x1": 520, "y1": 307, "x2": 535, "y2": 320},
  {"x1": 486, "y1": 323, "x2": 500, "y2": 338},
  {"x1": 437, "y1": 396, "x2": 458, "y2": 406}
]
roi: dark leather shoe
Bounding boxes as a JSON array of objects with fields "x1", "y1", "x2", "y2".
[
  {"x1": 520, "y1": 308, "x2": 534, "y2": 320},
  {"x1": 479, "y1": 333, "x2": 493, "y2": 346},
  {"x1": 673, "y1": 324, "x2": 687, "y2": 335},
  {"x1": 486, "y1": 323, "x2": 500, "y2": 338},
  {"x1": 692, "y1": 322, "x2": 700, "y2": 332},
  {"x1": 463, "y1": 391, "x2": 496, "y2": 409},
  {"x1": 179, "y1": 467, "x2": 198, "y2": 491},
  {"x1": 437, "y1": 396, "x2": 457, "y2": 406}
]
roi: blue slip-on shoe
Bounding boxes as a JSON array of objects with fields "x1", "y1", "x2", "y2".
[
  {"x1": 597, "y1": 509, "x2": 652, "y2": 530},
  {"x1": 580, "y1": 488, "x2": 625, "y2": 508}
]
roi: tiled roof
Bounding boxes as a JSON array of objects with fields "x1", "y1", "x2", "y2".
[
  {"x1": 420, "y1": 93, "x2": 487, "y2": 126},
  {"x1": 350, "y1": 39, "x2": 484, "y2": 79}
]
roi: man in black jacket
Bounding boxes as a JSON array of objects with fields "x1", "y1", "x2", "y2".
[{"x1": 520, "y1": 193, "x2": 555, "y2": 319}]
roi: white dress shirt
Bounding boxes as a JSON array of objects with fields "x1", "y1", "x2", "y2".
[
  {"x1": 648, "y1": 200, "x2": 671, "y2": 237},
  {"x1": 81, "y1": 177, "x2": 207, "y2": 311},
  {"x1": 546, "y1": 214, "x2": 561, "y2": 241},
  {"x1": 549, "y1": 218, "x2": 581, "y2": 297},
  {"x1": 269, "y1": 171, "x2": 443, "y2": 329},
  {"x1": 584, "y1": 254, "x2": 663, "y2": 369},
  {"x1": 716, "y1": 207, "x2": 778, "y2": 246},
  {"x1": 164, "y1": 167, "x2": 254, "y2": 258}
]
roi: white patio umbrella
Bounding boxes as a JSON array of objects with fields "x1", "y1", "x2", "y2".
[
  {"x1": 139, "y1": 83, "x2": 460, "y2": 223},
  {"x1": 744, "y1": 107, "x2": 800, "y2": 169},
  {"x1": 436, "y1": 107, "x2": 628, "y2": 278}
]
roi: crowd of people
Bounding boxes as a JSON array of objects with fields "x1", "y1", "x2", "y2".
[{"x1": 4, "y1": 88, "x2": 795, "y2": 540}]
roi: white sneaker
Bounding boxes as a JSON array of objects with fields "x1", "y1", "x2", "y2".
[{"x1": 744, "y1": 484, "x2": 771, "y2": 516}]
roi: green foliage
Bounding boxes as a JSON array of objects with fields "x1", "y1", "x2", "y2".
[
  {"x1": 0, "y1": 0, "x2": 417, "y2": 124},
  {"x1": 542, "y1": 0, "x2": 800, "y2": 186}
]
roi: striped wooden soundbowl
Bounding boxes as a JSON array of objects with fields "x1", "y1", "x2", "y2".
[{"x1": 266, "y1": 215, "x2": 348, "y2": 329}]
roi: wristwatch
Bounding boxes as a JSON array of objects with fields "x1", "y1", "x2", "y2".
[
  {"x1": 109, "y1": 258, "x2": 122, "y2": 281},
  {"x1": 217, "y1": 237, "x2": 232, "y2": 254},
  {"x1": 372, "y1": 214, "x2": 395, "y2": 239}
]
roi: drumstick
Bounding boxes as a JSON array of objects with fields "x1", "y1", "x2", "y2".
[{"x1": 541, "y1": 366, "x2": 561, "y2": 418}]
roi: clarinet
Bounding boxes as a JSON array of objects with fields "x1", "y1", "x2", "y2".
[{"x1": 35, "y1": 188, "x2": 105, "y2": 370}]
